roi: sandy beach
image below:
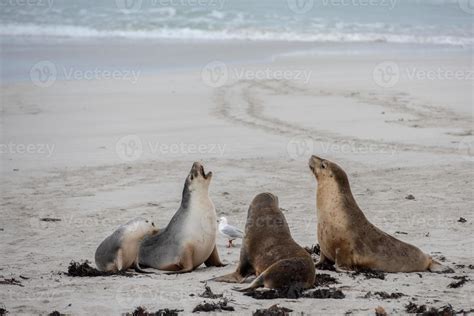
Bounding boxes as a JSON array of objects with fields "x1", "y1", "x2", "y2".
[{"x1": 0, "y1": 37, "x2": 472, "y2": 315}]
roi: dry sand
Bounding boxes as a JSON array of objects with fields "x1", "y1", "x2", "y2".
[{"x1": 0, "y1": 52, "x2": 473, "y2": 315}]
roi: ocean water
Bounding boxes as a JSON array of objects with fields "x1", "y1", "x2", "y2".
[{"x1": 0, "y1": 0, "x2": 473, "y2": 47}]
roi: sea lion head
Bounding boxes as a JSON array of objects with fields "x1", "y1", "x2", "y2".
[
  {"x1": 308, "y1": 155, "x2": 349, "y2": 188},
  {"x1": 184, "y1": 162, "x2": 213, "y2": 193},
  {"x1": 246, "y1": 192, "x2": 290, "y2": 239},
  {"x1": 124, "y1": 218, "x2": 159, "y2": 239},
  {"x1": 250, "y1": 192, "x2": 279, "y2": 210}
]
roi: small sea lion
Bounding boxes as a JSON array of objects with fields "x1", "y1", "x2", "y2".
[{"x1": 95, "y1": 218, "x2": 158, "y2": 273}]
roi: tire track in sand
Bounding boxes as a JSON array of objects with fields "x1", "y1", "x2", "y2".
[{"x1": 212, "y1": 79, "x2": 472, "y2": 156}]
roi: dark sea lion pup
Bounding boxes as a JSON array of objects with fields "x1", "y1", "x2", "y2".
[
  {"x1": 139, "y1": 162, "x2": 224, "y2": 273},
  {"x1": 309, "y1": 155, "x2": 450, "y2": 273},
  {"x1": 212, "y1": 193, "x2": 315, "y2": 291}
]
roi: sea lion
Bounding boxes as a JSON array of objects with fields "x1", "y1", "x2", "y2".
[
  {"x1": 212, "y1": 193, "x2": 315, "y2": 291},
  {"x1": 95, "y1": 218, "x2": 159, "y2": 273},
  {"x1": 139, "y1": 162, "x2": 224, "y2": 272},
  {"x1": 309, "y1": 155, "x2": 449, "y2": 273}
]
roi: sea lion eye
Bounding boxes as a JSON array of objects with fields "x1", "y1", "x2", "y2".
[
  {"x1": 146, "y1": 220, "x2": 149, "y2": 223},
  {"x1": 321, "y1": 161, "x2": 327, "y2": 169}
]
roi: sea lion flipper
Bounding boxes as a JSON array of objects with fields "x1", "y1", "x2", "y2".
[
  {"x1": 115, "y1": 249, "x2": 124, "y2": 271},
  {"x1": 233, "y1": 274, "x2": 264, "y2": 292},
  {"x1": 334, "y1": 248, "x2": 352, "y2": 272},
  {"x1": 133, "y1": 262, "x2": 155, "y2": 274},
  {"x1": 428, "y1": 259, "x2": 454, "y2": 274},
  {"x1": 166, "y1": 245, "x2": 195, "y2": 274},
  {"x1": 315, "y1": 251, "x2": 330, "y2": 268},
  {"x1": 211, "y1": 271, "x2": 245, "y2": 283},
  {"x1": 204, "y1": 245, "x2": 225, "y2": 267}
]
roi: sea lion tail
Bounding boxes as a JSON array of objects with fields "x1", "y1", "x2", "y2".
[{"x1": 428, "y1": 259, "x2": 454, "y2": 274}]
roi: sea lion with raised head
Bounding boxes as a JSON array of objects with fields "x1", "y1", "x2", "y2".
[
  {"x1": 95, "y1": 218, "x2": 159, "y2": 273},
  {"x1": 212, "y1": 192, "x2": 315, "y2": 291},
  {"x1": 309, "y1": 155, "x2": 449, "y2": 273},
  {"x1": 139, "y1": 162, "x2": 224, "y2": 272}
]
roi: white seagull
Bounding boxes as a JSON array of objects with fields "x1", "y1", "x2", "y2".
[{"x1": 218, "y1": 217, "x2": 244, "y2": 248}]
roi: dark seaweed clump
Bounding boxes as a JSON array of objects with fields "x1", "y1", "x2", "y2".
[
  {"x1": 192, "y1": 299, "x2": 234, "y2": 313},
  {"x1": 315, "y1": 261, "x2": 337, "y2": 272},
  {"x1": 245, "y1": 286, "x2": 344, "y2": 300},
  {"x1": 448, "y1": 276, "x2": 469, "y2": 288},
  {"x1": 253, "y1": 305, "x2": 293, "y2": 316},
  {"x1": 199, "y1": 284, "x2": 223, "y2": 299},
  {"x1": 0, "y1": 278, "x2": 23, "y2": 287},
  {"x1": 352, "y1": 268, "x2": 386, "y2": 280},
  {"x1": 303, "y1": 288, "x2": 345, "y2": 299},
  {"x1": 244, "y1": 287, "x2": 303, "y2": 300},
  {"x1": 405, "y1": 302, "x2": 456, "y2": 315},
  {"x1": 364, "y1": 291, "x2": 405, "y2": 299},
  {"x1": 314, "y1": 274, "x2": 338, "y2": 287},
  {"x1": 48, "y1": 312, "x2": 64, "y2": 316},
  {"x1": 304, "y1": 244, "x2": 321, "y2": 256},
  {"x1": 67, "y1": 261, "x2": 133, "y2": 277},
  {"x1": 0, "y1": 305, "x2": 8, "y2": 316},
  {"x1": 126, "y1": 306, "x2": 183, "y2": 316}
]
